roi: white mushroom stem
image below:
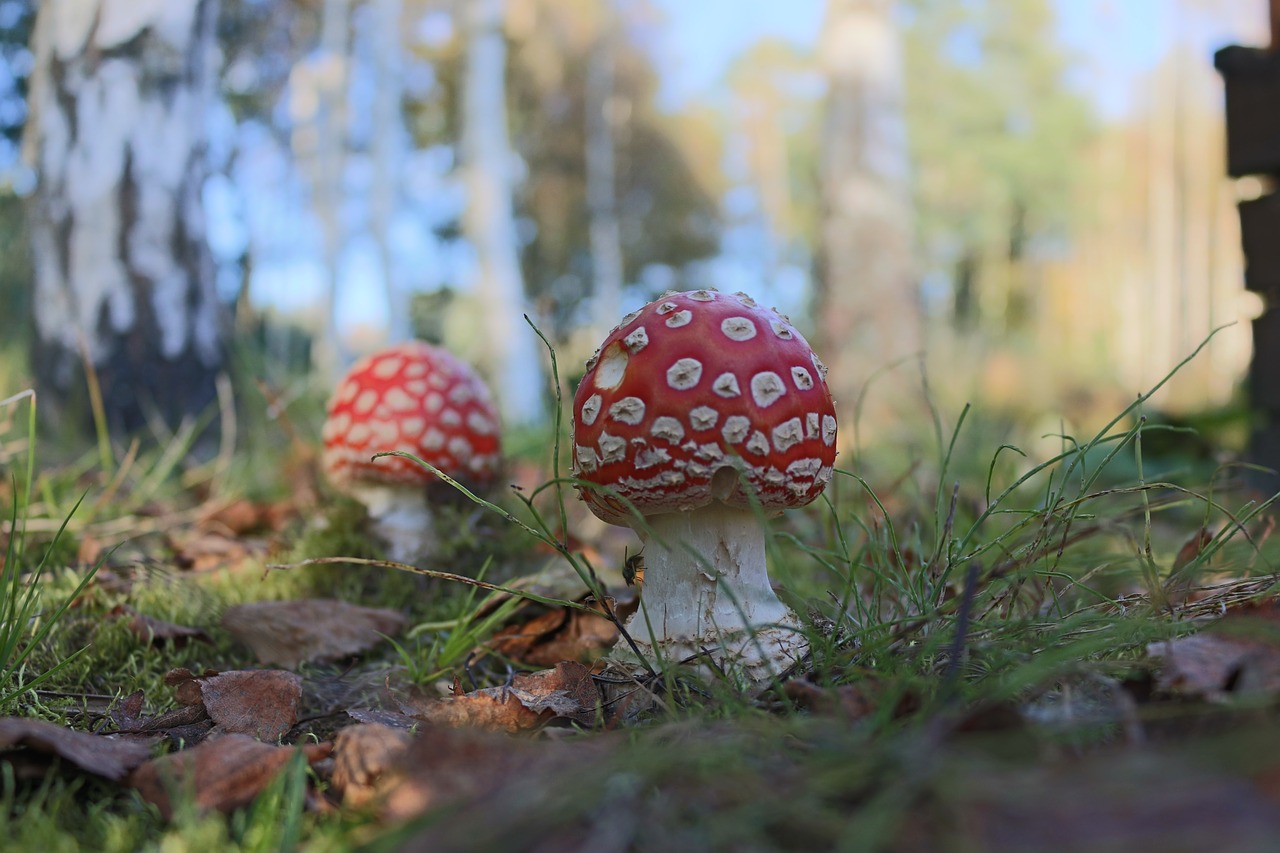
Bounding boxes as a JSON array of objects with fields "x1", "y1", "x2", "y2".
[
  {"x1": 623, "y1": 503, "x2": 808, "y2": 682},
  {"x1": 348, "y1": 482, "x2": 438, "y2": 565}
]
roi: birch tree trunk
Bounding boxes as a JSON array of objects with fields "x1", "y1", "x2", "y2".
[
  {"x1": 815, "y1": 0, "x2": 919, "y2": 443},
  {"x1": 586, "y1": 12, "x2": 624, "y2": 339},
  {"x1": 461, "y1": 0, "x2": 546, "y2": 426},
  {"x1": 25, "y1": 0, "x2": 227, "y2": 439}
]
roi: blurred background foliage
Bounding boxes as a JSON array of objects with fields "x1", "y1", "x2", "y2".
[{"x1": 0, "y1": 0, "x2": 1269, "y2": 453}]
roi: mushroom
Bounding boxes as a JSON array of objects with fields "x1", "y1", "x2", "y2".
[
  {"x1": 322, "y1": 341, "x2": 502, "y2": 563},
  {"x1": 572, "y1": 289, "x2": 837, "y2": 682}
]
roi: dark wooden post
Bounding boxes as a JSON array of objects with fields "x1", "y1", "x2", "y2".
[{"x1": 1216, "y1": 4, "x2": 1280, "y2": 497}]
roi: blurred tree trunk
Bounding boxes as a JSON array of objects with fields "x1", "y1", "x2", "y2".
[
  {"x1": 311, "y1": 0, "x2": 351, "y2": 376},
  {"x1": 586, "y1": 9, "x2": 624, "y2": 337},
  {"x1": 461, "y1": 0, "x2": 545, "y2": 426},
  {"x1": 24, "y1": 0, "x2": 227, "y2": 439},
  {"x1": 815, "y1": 0, "x2": 919, "y2": 439},
  {"x1": 370, "y1": 0, "x2": 410, "y2": 345}
]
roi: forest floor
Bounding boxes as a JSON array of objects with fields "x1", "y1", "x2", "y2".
[{"x1": 4, "y1": 357, "x2": 1280, "y2": 852}]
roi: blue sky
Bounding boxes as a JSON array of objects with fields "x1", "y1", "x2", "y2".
[{"x1": 648, "y1": 0, "x2": 1265, "y2": 114}]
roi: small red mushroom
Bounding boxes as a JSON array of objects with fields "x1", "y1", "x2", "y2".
[
  {"x1": 322, "y1": 342, "x2": 502, "y2": 563},
  {"x1": 572, "y1": 289, "x2": 837, "y2": 681}
]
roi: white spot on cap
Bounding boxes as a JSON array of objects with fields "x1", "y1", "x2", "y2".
[
  {"x1": 817, "y1": 466, "x2": 834, "y2": 486},
  {"x1": 713, "y1": 373, "x2": 741, "y2": 398},
  {"x1": 770, "y1": 319, "x2": 794, "y2": 340},
  {"x1": 746, "y1": 431, "x2": 770, "y2": 456},
  {"x1": 385, "y1": 387, "x2": 417, "y2": 412},
  {"x1": 722, "y1": 416, "x2": 750, "y2": 444},
  {"x1": 440, "y1": 408, "x2": 463, "y2": 427},
  {"x1": 609, "y1": 396, "x2": 646, "y2": 425},
  {"x1": 665, "y1": 310, "x2": 692, "y2": 329},
  {"x1": 656, "y1": 301, "x2": 679, "y2": 315},
  {"x1": 402, "y1": 417, "x2": 425, "y2": 437},
  {"x1": 595, "y1": 342, "x2": 629, "y2": 390},
  {"x1": 721, "y1": 317, "x2": 757, "y2": 341},
  {"x1": 689, "y1": 406, "x2": 719, "y2": 430},
  {"x1": 423, "y1": 429, "x2": 446, "y2": 450},
  {"x1": 371, "y1": 356, "x2": 404, "y2": 379},
  {"x1": 695, "y1": 443, "x2": 724, "y2": 462},
  {"x1": 667, "y1": 358, "x2": 703, "y2": 390},
  {"x1": 811, "y1": 352, "x2": 829, "y2": 381},
  {"x1": 688, "y1": 290, "x2": 717, "y2": 301},
  {"x1": 787, "y1": 458, "x2": 823, "y2": 479},
  {"x1": 404, "y1": 361, "x2": 428, "y2": 378},
  {"x1": 635, "y1": 447, "x2": 672, "y2": 470},
  {"x1": 805, "y1": 412, "x2": 821, "y2": 439},
  {"x1": 448, "y1": 436, "x2": 473, "y2": 459},
  {"x1": 354, "y1": 389, "x2": 379, "y2": 415},
  {"x1": 733, "y1": 292, "x2": 758, "y2": 308},
  {"x1": 336, "y1": 379, "x2": 360, "y2": 404},
  {"x1": 651, "y1": 417, "x2": 685, "y2": 443},
  {"x1": 599, "y1": 432, "x2": 627, "y2": 463},
  {"x1": 791, "y1": 367, "x2": 814, "y2": 390},
  {"x1": 449, "y1": 383, "x2": 475, "y2": 405},
  {"x1": 750, "y1": 372, "x2": 786, "y2": 408},
  {"x1": 323, "y1": 412, "x2": 352, "y2": 441},
  {"x1": 575, "y1": 444, "x2": 599, "y2": 473},
  {"x1": 349, "y1": 423, "x2": 371, "y2": 444},
  {"x1": 580, "y1": 394, "x2": 603, "y2": 426},
  {"x1": 772, "y1": 417, "x2": 804, "y2": 453},
  {"x1": 467, "y1": 411, "x2": 495, "y2": 434},
  {"x1": 428, "y1": 373, "x2": 450, "y2": 389},
  {"x1": 623, "y1": 326, "x2": 649, "y2": 354},
  {"x1": 822, "y1": 414, "x2": 837, "y2": 446},
  {"x1": 406, "y1": 380, "x2": 429, "y2": 396},
  {"x1": 369, "y1": 419, "x2": 398, "y2": 445},
  {"x1": 424, "y1": 392, "x2": 444, "y2": 413}
]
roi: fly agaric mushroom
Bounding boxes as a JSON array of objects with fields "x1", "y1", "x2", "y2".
[
  {"x1": 322, "y1": 342, "x2": 502, "y2": 563},
  {"x1": 572, "y1": 289, "x2": 837, "y2": 681}
]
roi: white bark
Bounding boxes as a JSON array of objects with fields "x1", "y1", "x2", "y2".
[
  {"x1": 623, "y1": 505, "x2": 808, "y2": 683},
  {"x1": 461, "y1": 0, "x2": 546, "y2": 426},
  {"x1": 586, "y1": 16, "x2": 624, "y2": 338},
  {"x1": 25, "y1": 0, "x2": 226, "y2": 433},
  {"x1": 369, "y1": 0, "x2": 411, "y2": 344}
]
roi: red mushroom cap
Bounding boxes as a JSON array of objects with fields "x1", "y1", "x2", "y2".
[
  {"x1": 572, "y1": 290, "x2": 837, "y2": 525},
  {"x1": 322, "y1": 342, "x2": 502, "y2": 488}
]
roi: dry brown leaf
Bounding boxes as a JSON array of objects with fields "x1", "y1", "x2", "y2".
[
  {"x1": 0, "y1": 717, "x2": 154, "y2": 781},
  {"x1": 197, "y1": 670, "x2": 303, "y2": 741},
  {"x1": 405, "y1": 661, "x2": 600, "y2": 733},
  {"x1": 129, "y1": 734, "x2": 330, "y2": 820},
  {"x1": 329, "y1": 723, "x2": 412, "y2": 808},
  {"x1": 784, "y1": 679, "x2": 879, "y2": 720},
  {"x1": 489, "y1": 604, "x2": 621, "y2": 667},
  {"x1": 109, "y1": 689, "x2": 214, "y2": 746},
  {"x1": 1171, "y1": 527, "x2": 1214, "y2": 575},
  {"x1": 1148, "y1": 600, "x2": 1280, "y2": 699},
  {"x1": 108, "y1": 605, "x2": 211, "y2": 646},
  {"x1": 221, "y1": 599, "x2": 405, "y2": 668},
  {"x1": 169, "y1": 530, "x2": 266, "y2": 572},
  {"x1": 378, "y1": 725, "x2": 562, "y2": 823}
]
